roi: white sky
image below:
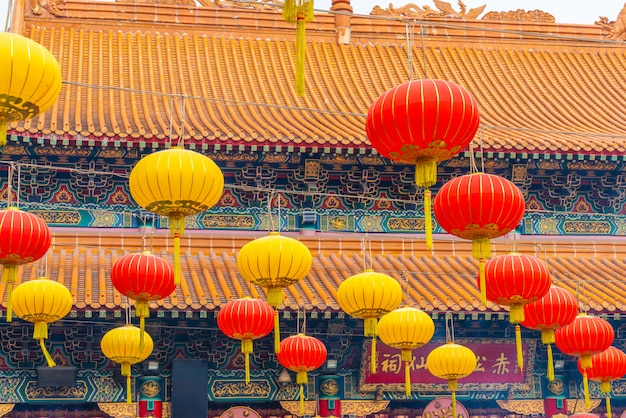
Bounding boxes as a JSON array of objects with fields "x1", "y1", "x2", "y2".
[{"x1": 1, "y1": 0, "x2": 625, "y2": 29}]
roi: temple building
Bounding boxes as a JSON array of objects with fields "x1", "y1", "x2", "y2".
[{"x1": 1, "y1": 0, "x2": 626, "y2": 417}]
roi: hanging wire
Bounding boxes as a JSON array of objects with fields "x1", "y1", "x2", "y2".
[
  {"x1": 467, "y1": 142, "x2": 480, "y2": 174},
  {"x1": 445, "y1": 312, "x2": 455, "y2": 343},
  {"x1": 277, "y1": 192, "x2": 282, "y2": 233},
  {"x1": 4, "y1": 0, "x2": 12, "y2": 32},
  {"x1": 267, "y1": 189, "x2": 276, "y2": 232},
  {"x1": 124, "y1": 296, "x2": 131, "y2": 325},
  {"x1": 168, "y1": 96, "x2": 175, "y2": 148},
  {"x1": 479, "y1": 129, "x2": 485, "y2": 173},
  {"x1": 178, "y1": 96, "x2": 187, "y2": 148},
  {"x1": 5, "y1": 163, "x2": 13, "y2": 208}
]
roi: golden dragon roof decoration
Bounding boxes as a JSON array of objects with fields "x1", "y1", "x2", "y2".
[{"x1": 370, "y1": 0, "x2": 485, "y2": 19}]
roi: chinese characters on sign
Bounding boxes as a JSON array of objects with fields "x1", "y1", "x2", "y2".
[{"x1": 364, "y1": 341, "x2": 528, "y2": 385}]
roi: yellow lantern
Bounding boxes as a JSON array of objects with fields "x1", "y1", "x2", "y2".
[
  {"x1": 426, "y1": 342, "x2": 477, "y2": 418},
  {"x1": 0, "y1": 33, "x2": 62, "y2": 145},
  {"x1": 337, "y1": 269, "x2": 402, "y2": 373},
  {"x1": 378, "y1": 307, "x2": 435, "y2": 396},
  {"x1": 129, "y1": 147, "x2": 224, "y2": 284},
  {"x1": 101, "y1": 324, "x2": 154, "y2": 404},
  {"x1": 11, "y1": 277, "x2": 73, "y2": 367},
  {"x1": 237, "y1": 232, "x2": 312, "y2": 351}
]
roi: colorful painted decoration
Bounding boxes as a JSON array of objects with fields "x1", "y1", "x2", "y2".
[
  {"x1": 217, "y1": 297, "x2": 275, "y2": 384},
  {"x1": 426, "y1": 342, "x2": 477, "y2": 418},
  {"x1": 276, "y1": 334, "x2": 327, "y2": 415},
  {"x1": 110, "y1": 251, "x2": 175, "y2": 349},
  {"x1": 237, "y1": 232, "x2": 312, "y2": 351},
  {"x1": 378, "y1": 307, "x2": 435, "y2": 396},
  {"x1": 366, "y1": 79, "x2": 480, "y2": 249},
  {"x1": 555, "y1": 313, "x2": 614, "y2": 408},
  {"x1": 337, "y1": 269, "x2": 402, "y2": 373},
  {"x1": 0, "y1": 32, "x2": 62, "y2": 145},
  {"x1": 129, "y1": 147, "x2": 224, "y2": 285},
  {"x1": 522, "y1": 285, "x2": 578, "y2": 381},
  {"x1": 433, "y1": 172, "x2": 525, "y2": 305},
  {"x1": 0, "y1": 207, "x2": 52, "y2": 321},
  {"x1": 578, "y1": 346, "x2": 626, "y2": 418},
  {"x1": 11, "y1": 277, "x2": 73, "y2": 367},
  {"x1": 481, "y1": 253, "x2": 551, "y2": 372},
  {"x1": 101, "y1": 324, "x2": 154, "y2": 404}
]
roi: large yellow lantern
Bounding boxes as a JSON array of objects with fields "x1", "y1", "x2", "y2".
[
  {"x1": 101, "y1": 324, "x2": 154, "y2": 404},
  {"x1": 378, "y1": 307, "x2": 435, "y2": 396},
  {"x1": 129, "y1": 147, "x2": 224, "y2": 284},
  {"x1": 237, "y1": 232, "x2": 312, "y2": 351},
  {"x1": 337, "y1": 269, "x2": 402, "y2": 373},
  {"x1": 11, "y1": 277, "x2": 73, "y2": 367},
  {"x1": 426, "y1": 342, "x2": 477, "y2": 417},
  {"x1": 0, "y1": 33, "x2": 62, "y2": 145}
]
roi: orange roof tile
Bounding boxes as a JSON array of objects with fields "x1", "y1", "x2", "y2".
[
  {"x1": 5, "y1": 229, "x2": 626, "y2": 314},
  {"x1": 8, "y1": 2, "x2": 626, "y2": 154}
]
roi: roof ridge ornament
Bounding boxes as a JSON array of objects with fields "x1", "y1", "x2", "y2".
[{"x1": 370, "y1": 0, "x2": 485, "y2": 20}]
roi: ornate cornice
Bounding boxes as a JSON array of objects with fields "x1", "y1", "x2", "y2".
[
  {"x1": 280, "y1": 400, "x2": 389, "y2": 417},
  {"x1": 496, "y1": 399, "x2": 601, "y2": 415}
]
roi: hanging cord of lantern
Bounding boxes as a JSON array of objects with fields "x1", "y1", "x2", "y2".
[{"x1": 3, "y1": 163, "x2": 17, "y2": 321}]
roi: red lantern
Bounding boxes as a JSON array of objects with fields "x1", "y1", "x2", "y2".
[
  {"x1": 556, "y1": 313, "x2": 614, "y2": 409},
  {"x1": 277, "y1": 334, "x2": 327, "y2": 415},
  {"x1": 434, "y1": 172, "x2": 525, "y2": 305},
  {"x1": 0, "y1": 207, "x2": 51, "y2": 322},
  {"x1": 365, "y1": 79, "x2": 480, "y2": 250},
  {"x1": 481, "y1": 253, "x2": 551, "y2": 372},
  {"x1": 110, "y1": 251, "x2": 175, "y2": 349},
  {"x1": 578, "y1": 346, "x2": 626, "y2": 418},
  {"x1": 522, "y1": 286, "x2": 578, "y2": 381},
  {"x1": 217, "y1": 298, "x2": 275, "y2": 384}
]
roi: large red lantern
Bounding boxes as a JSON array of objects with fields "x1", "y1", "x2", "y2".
[
  {"x1": 522, "y1": 286, "x2": 578, "y2": 381},
  {"x1": 556, "y1": 313, "x2": 614, "y2": 408},
  {"x1": 366, "y1": 79, "x2": 480, "y2": 250},
  {"x1": 0, "y1": 207, "x2": 51, "y2": 322},
  {"x1": 578, "y1": 346, "x2": 626, "y2": 418},
  {"x1": 434, "y1": 172, "x2": 525, "y2": 305},
  {"x1": 217, "y1": 298, "x2": 275, "y2": 384},
  {"x1": 110, "y1": 251, "x2": 175, "y2": 349},
  {"x1": 481, "y1": 253, "x2": 551, "y2": 372},
  {"x1": 277, "y1": 334, "x2": 327, "y2": 415}
]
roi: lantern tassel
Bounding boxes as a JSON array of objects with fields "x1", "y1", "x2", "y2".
[
  {"x1": 515, "y1": 324, "x2": 523, "y2": 373},
  {"x1": 607, "y1": 395, "x2": 612, "y2": 418},
  {"x1": 546, "y1": 344, "x2": 555, "y2": 382},
  {"x1": 127, "y1": 374, "x2": 132, "y2": 404},
  {"x1": 40, "y1": 338, "x2": 56, "y2": 367},
  {"x1": 174, "y1": 232, "x2": 181, "y2": 285},
  {"x1": 295, "y1": 17, "x2": 306, "y2": 96},
  {"x1": 296, "y1": 371, "x2": 307, "y2": 416},
  {"x1": 601, "y1": 381, "x2": 611, "y2": 393},
  {"x1": 478, "y1": 258, "x2": 486, "y2": 306},
  {"x1": 299, "y1": 384, "x2": 305, "y2": 415},
  {"x1": 449, "y1": 379, "x2": 458, "y2": 418},
  {"x1": 3, "y1": 265, "x2": 16, "y2": 322},
  {"x1": 36, "y1": 323, "x2": 55, "y2": 367},
  {"x1": 583, "y1": 370, "x2": 591, "y2": 409},
  {"x1": 405, "y1": 361, "x2": 411, "y2": 397},
  {"x1": 242, "y1": 339, "x2": 253, "y2": 385},
  {"x1": 0, "y1": 121, "x2": 7, "y2": 146},
  {"x1": 136, "y1": 301, "x2": 150, "y2": 352},
  {"x1": 267, "y1": 288, "x2": 283, "y2": 307},
  {"x1": 371, "y1": 337, "x2": 377, "y2": 374},
  {"x1": 424, "y1": 189, "x2": 433, "y2": 251},
  {"x1": 415, "y1": 160, "x2": 437, "y2": 189},
  {"x1": 541, "y1": 329, "x2": 555, "y2": 345},
  {"x1": 274, "y1": 310, "x2": 281, "y2": 354}
]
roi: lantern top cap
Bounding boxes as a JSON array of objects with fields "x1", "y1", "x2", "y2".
[
  {"x1": 268, "y1": 232, "x2": 281, "y2": 236},
  {"x1": 36, "y1": 276, "x2": 50, "y2": 281},
  {"x1": 141, "y1": 250, "x2": 153, "y2": 256}
]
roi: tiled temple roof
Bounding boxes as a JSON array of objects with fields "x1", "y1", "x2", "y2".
[
  {"x1": 6, "y1": 229, "x2": 626, "y2": 314},
  {"x1": 9, "y1": 1, "x2": 626, "y2": 154}
]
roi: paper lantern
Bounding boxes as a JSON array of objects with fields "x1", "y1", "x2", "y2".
[
  {"x1": 0, "y1": 32, "x2": 62, "y2": 145},
  {"x1": 110, "y1": 251, "x2": 175, "y2": 349},
  {"x1": 237, "y1": 232, "x2": 312, "y2": 351},
  {"x1": 129, "y1": 147, "x2": 224, "y2": 285},
  {"x1": 378, "y1": 307, "x2": 435, "y2": 396},
  {"x1": 11, "y1": 277, "x2": 72, "y2": 367},
  {"x1": 578, "y1": 346, "x2": 626, "y2": 418},
  {"x1": 426, "y1": 342, "x2": 477, "y2": 418},
  {"x1": 101, "y1": 324, "x2": 154, "y2": 404},
  {"x1": 277, "y1": 334, "x2": 327, "y2": 415},
  {"x1": 0, "y1": 207, "x2": 52, "y2": 321},
  {"x1": 337, "y1": 269, "x2": 402, "y2": 373},
  {"x1": 217, "y1": 297, "x2": 275, "y2": 384},
  {"x1": 482, "y1": 253, "x2": 551, "y2": 372},
  {"x1": 366, "y1": 79, "x2": 480, "y2": 249},
  {"x1": 555, "y1": 313, "x2": 614, "y2": 408},
  {"x1": 434, "y1": 173, "x2": 525, "y2": 305},
  {"x1": 522, "y1": 286, "x2": 578, "y2": 381}
]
